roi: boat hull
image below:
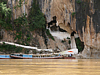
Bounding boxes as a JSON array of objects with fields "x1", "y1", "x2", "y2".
[
  {"x1": 63, "y1": 57, "x2": 75, "y2": 59},
  {"x1": 0, "y1": 58, "x2": 10, "y2": 59},
  {"x1": 10, "y1": 56, "x2": 32, "y2": 59},
  {"x1": 0, "y1": 55, "x2": 10, "y2": 59},
  {"x1": 32, "y1": 56, "x2": 63, "y2": 59},
  {"x1": 10, "y1": 55, "x2": 63, "y2": 59}
]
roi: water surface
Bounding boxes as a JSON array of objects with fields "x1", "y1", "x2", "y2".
[{"x1": 0, "y1": 59, "x2": 100, "y2": 75}]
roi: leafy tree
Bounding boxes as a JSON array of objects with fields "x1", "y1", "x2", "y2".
[
  {"x1": 76, "y1": 0, "x2": 81, "y2": 4},
  {"x1": 14, "y1": 13, "x2": 28, "y2": 26},
  {"x1": 0, "y1": 2, "x2": 11, "y2": 16},
  {"x1": 28, "y1": 0, "x2": 45, "y2": 31},
  {"x1": 0, "y1": 2, "x2": 12, "y2": 29}
]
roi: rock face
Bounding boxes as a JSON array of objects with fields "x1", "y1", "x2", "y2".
[
  {"x1": 75, "y1": 0, "x2": 100, "y2": 58},
  {"x1": 7, "y1": 0, "x2": 33, "y2": 19},
  {"x1": 1, "y1": 0, "x2": 70, "y2": 52},
  {"x1": 39, "y1": 0, "x2": 76, "y2": 34},
  {"x1": 7, "y1": 0, "x2": 75, "y2": 33},
  {"x1": 39, "y1": 0, "x2": 100, "y2": 58},
  {"x1": 1, "y1": 0, "x2": 100, "y2": 58}
]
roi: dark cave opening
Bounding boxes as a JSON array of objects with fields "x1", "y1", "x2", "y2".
[
  {"x1": 59, "y1": 27, "x2": 67, "y2": 32},
  {"x1": 48, "y1": 16, "x2": 67, "y2": 32},
  {"x1": 71, "y1": 31, "x2": 76, "y2": 36},
  {"x1": 48, "y1": 16, "x2": 57, "y2": 28}
]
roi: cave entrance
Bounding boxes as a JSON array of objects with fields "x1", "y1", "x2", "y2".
[
  {"x1": 47, "y1": 16, "x2": 84, "y2": 53},
  {"x1": 48, "y1": 16, "x2": 67, "y2": 32},
  {"x1": 48, "y1": 16, "x2": 57, "y2": 28}
]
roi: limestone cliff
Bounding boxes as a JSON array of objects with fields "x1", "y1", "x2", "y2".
[
  {"x1": 0, "y1": 0, "x2": 100, "y2": 58},
  {"x1": 75, "y1": 0, "x2": 100, "y2": 58},
  {"x1": 38, "y1": 0, "x2": 100, "y2": 58}
]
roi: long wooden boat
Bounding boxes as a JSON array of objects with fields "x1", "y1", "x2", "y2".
[
  {"x1": 10, "y1": 54, "x2": 63, "y2": 59},
  {"x1": 0, "y1": 55, "x2": 10, "y2": 59}
]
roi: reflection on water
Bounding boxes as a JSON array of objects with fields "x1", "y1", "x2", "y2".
[{"x1": 0, "y1": 59, "x2": 100, "y2": 75}]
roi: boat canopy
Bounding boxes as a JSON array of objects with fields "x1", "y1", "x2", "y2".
[
  {"x1": 59, "y1": 48, "x2": 78, "y2": 55},
  {"x1": 23, "y1": 54, "x2": 32, "y2": 58}
]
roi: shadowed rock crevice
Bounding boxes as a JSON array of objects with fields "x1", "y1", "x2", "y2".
[
  {"x1": 75, "y1": 37, "x2": 84, "y2": 53},
  {"x1": 71, "y1": 31, "x2": 76, "y2": 36},
  {"x1": 48, "y1": 16, "x2": 57, "y2": 28}
]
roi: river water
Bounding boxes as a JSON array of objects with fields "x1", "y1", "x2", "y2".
[{"x1": 0, "y1": 59, "x2": 100, "y2": 75}]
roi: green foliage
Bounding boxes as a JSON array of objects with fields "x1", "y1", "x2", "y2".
[
  {"x1": 46, "y1": 29, "x2": 55, "y2": 40},
  {"x1": 0, "y1": 1, "x2": 47, "y2": 50},
  {"x1": 61, "y1": 40, "x2": 66, "y2": 43},
  {"x1": 25, "y1": 42, "x2": 29, "y2": 46},
  {"x1": 3, "y1": 42, "x2": 5, "y2": 44},
  {"x1": 83, "y1": 19, "x2": 85, "y2": 22},
  {"x1": 15, "y1": 31, "x2": 22, "y2": 40},
  {"x1": 76, "y1": 0, "x2": 81, "y2": 4},
  {"x1": 67, "y1": 37, "x2": 70, "y2": 39},
  {"x1": 14, "y1": 14, "x2": 29, "y2": 41},
  {"x1": 26, "y1": 34, "x2": 30, "y2": 41},
  {"x1": 14, "y1": 13, "x2": 28, "y2": 26},
  {"x1": 18, "y1": 0, "x2": 23, "y2": 7},
  {"x1": 0, "y1": 43, "x2": 23, "y2": 53},
  {"x1": 25, "y1": 49, "x2": 29, "y2": 54},
  {"x1": 14, "y1": 0, "x2": 27, "y2": 9},
  {"x1": 68, "y1": 40, "x2": 71, "y2": 44},
  {"x1": 0, "y1": 2, "x2": 11, "y2": 17},
  {"x1": 27, "y1": 37, "x2": 30, "y2": 41},
  {"x1": 72, "y1": 12, "x2": 76, "y2": 17},
  {"x1": 28, "y1": 0, "x2": 45, "y2": 31},
  {"x1": 33, "y1": 49, "x2": 37, "y2": 54},
  {"x1": 0, "y1": 43, "x2": 33, "y2": 53},
  {"x1": 0, "y1": 2, "x2": 12, "y2": 30},
  {"x1": 75, "y1": 38, "x2": 84, "y2": 52}
]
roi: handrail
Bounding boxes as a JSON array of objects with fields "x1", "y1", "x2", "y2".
[{"x1": 0, "y1": 41, "x2": 53, "y2": 52}]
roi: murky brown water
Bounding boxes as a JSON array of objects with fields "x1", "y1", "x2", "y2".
[{"x1": 0, "y1": 59, "x2": 100, "y2": 75}]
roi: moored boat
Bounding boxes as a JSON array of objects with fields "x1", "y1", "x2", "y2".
[
  {"x1": 0, "y1": 55, "x2": 10, "y2": 59},
  {"x1": 10, "y1": 54, "x2": 33, "y2": 59},
  {"x1": 59, "y1": 49, "x2": 78, "y2": 59},
  {"x1": 10, "y1": 53, "x2": 63, "y2": 59}
]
